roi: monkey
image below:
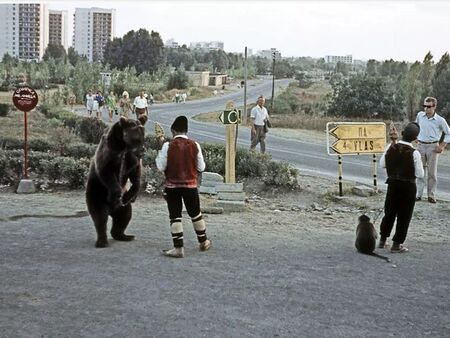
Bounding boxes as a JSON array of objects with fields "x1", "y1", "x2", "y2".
[{"x1": 355, "y1": 215, "x2": 390, "y2": 262}]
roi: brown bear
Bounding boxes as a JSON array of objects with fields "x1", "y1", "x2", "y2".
[{"x1": 86, "y1": 115, "x2": 147, "y2": 248}]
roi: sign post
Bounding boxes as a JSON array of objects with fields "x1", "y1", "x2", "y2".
[
  {"x1": 219, "y1": 101, "x2": 241, "y2": 183},
  {"x1": 12, "y1": 86, "x2": 38, "y2": 193},
  {"x1": 327, "y1": 122, "x2": 386, "y2": 196}
]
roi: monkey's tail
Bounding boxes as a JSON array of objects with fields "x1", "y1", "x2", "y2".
[{"x1": 368, "y1": 252, "x2": 391, "y2": 262}]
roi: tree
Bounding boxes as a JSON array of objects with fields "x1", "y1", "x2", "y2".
[
  {"x1": 103, "y1": 29, "x2": 166, "y2": 74},
  {"x1": 43, "y1": 44, "x2": 67, "y2": 62},
  {"x1": 404, "y1": 62, "x2": 422, "y2": 121},
  {"x1": 327, "y1": 74, "x2": 403, "y2": 120},
  {"x1": 67, "y1": 47, "x2": 81, "y2": 66},
  {"x1": 167, "y1": 70, "x2": 189, "y2": 90},
  {"x1": 419, "y1": 51, "x2": 434, "y2": 100},
  {"x1": 432, "y1": 52, "x2": 450, "y2": 119}
]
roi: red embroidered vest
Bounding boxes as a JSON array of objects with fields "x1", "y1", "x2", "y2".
[{"x1": 165, "y1": 138, "x2": 199, "y2": 188}]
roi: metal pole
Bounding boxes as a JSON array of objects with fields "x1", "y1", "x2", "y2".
[
  {"x1": 338, "y1": 155, "x2": 343, "y2": 196},
  {"x1": 24, "y1": 111, "x2": 28, "y2": 179},
  {"x1": 372, "y1": 154, "x2": 378, "y2": 192},
  {"x1": 271, "y1": 55, "x2": 275, "y2": 113},
  {"x1": 243, "y1": 46, "x2": 248, "y2": 123}
]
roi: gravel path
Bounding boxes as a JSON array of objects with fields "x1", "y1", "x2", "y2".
[{"x1": 1, "y1": 175, "x2": 449, "y2": 337}]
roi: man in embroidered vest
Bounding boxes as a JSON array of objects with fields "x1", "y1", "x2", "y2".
[
  {"x1": 378, "y1": 122, "x2": 424, "y2": 253},
  {"x1": 156, "y1": 116, "x2": 212, "y2": 258}
]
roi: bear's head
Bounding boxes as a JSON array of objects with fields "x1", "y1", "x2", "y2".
[{"x1": 109, "y1": 115, "x2": 148, "y2": 157}]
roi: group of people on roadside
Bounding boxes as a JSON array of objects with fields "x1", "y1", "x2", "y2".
[{"x1": 85, "y1": 90, "x2": 154, "y2": 121}]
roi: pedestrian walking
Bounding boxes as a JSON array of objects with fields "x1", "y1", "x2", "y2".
[
  {"x1": 133, "y1": 90, "x2": 148, "y2": 118},
  {"x1": 250, "y1": 95, "x2": 271, "y2": 153}
]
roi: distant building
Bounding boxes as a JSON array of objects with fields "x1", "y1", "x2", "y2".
[
  {"x1": 325, "y1": 54, "x2": 353, "y2": 64},
  {"x1": 165, "y1": 38, "x2": 179, "y2": 48},
  {"x1": 49, "y1": 10, "x2": 68, "y2": 50},
  {"x1": 189, "y1": 41, "x2": 224, "y2": 51},
  {"x1": 0, "y1": 3, "x2": 49, "y2": 61},
  {"x1": 256, "y1": 48, "x2": 281, "y2": 59},
  {"x1": 186, "y1": 71, "x2": 210, "y2": 87},
  {"x1": 73, "y1": 7, "x2": 116, "y2": 62}
]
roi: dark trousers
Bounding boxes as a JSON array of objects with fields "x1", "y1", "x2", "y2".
[
  {"x1": 380, "y1": 180, "x2": 417, "y2": 244},
  {"x1": 165, "y1": 187, "x2": 200, "y2": 220}
]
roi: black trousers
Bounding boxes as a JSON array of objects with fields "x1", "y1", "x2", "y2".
[
  {"x1": 380, "y1": 180, "x2": 417, "y2": 244},
  {"x1": 165, "y1": 187, "x2": 200, "y2": 220}
]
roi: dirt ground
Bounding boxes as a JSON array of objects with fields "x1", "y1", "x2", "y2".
[{"x1": 1, "y1": 172, "x2": 449, "y2": 338}]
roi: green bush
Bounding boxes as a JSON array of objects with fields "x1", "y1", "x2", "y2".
[
  {"x1": 142, "y1": 148, "x2": 158, "y2": 167},
  {"x1": 263, "y1": 161, "x2": 299, "y2": 189},
  {"x1": 202, "y1": 143, "x2": 226, "y2": 175},
  {"x1": 0, "y1": 149, "x2": 23, "y2": 183},
  {"x1": 76, "y1": 117, "x2": 107, "y2": 144},
  {"x1": 63, "y1": 143, "x2": 97, "y2": 159},
  {"x1": 0, "y1": 137, "x2": 54, "y2": 152},
  {"x1": 144, "y1": 134, "x2": 166, "y2": 151},
  {"x1": 0, "y1": 103, "x2": 10, "y2": 117},
  {"x1": 40, "y1": 156, "x2": 90, "y2": 188},
  {"x1": 167, "y1": 70, "x2": 189, "y2": 90},
  {"x1": 200, "y1": 143, "x2": 299, "y2": 189}
]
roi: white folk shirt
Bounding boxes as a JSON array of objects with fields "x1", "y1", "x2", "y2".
[
  {"x1": 133, "y1": 96, "x2": 148, "y2": 109},
  {"x1": 250, "y1": 105, "x2": 269, "y2": 126}
]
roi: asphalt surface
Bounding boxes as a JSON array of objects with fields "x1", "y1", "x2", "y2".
[{"x1": 1, "y1": 187, "x2": 449, "y2": 338}]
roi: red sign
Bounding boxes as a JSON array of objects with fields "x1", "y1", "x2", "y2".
[{"x1": 12, "y1": 86, "x2": 39, "y2": 111}]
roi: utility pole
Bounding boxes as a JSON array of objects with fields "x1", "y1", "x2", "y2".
[
  {"x1": 243, "y1": 46, "x2": 248, "y2": 123},
  {"x1": 271, "y1": 50, "x2": 276, "y2": 113}
]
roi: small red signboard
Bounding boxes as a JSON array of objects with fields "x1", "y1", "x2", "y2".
[
  {"x1": 12, "y1": 86, "x2": 39, "y2": 112},
  {"x1": 12, "y1": 86, "x2": 38, "y2": 179}
]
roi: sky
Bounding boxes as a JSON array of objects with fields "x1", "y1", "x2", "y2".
[{"x1": 5, "y1": 0, "x2": 450, "y2": 62}]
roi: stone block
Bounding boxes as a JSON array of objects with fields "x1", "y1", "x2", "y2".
[
  {"x1": 201, "y1": 172, "x2": 224, "y2": 182},
  {"x1": 215, "y1": 183, "x2": 243, "y2": 193},
  {"x1": 201, "y1": 180, "x2": 222, "y2": 187},
  {"x1": 217, "y1": 192, "x2": 246, "y2": 201},
  {"x1": 16, "y1": 179, "x2": 36, "y2": 194},
  {"x1": 199, "y1": 186, "x2": 217, "y2": 195},
  {"x1": 352, "y1": 185, "x2": 374, "y2": 197}
]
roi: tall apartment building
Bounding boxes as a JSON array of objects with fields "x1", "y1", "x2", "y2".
[
  {"x1": 73, "y1": 7, "x2": 116, "y2": 62},
  {"x1": 0, "y1": 3, "x2": 48, "y2": 61},
  {"x1": 325, "y1": 55, "x2": 353, "y2": 64},
  {"x1": 48, "y1": 10, "x2": 68, "y2": 50}
]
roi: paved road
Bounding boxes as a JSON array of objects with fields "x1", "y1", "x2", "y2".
[{"x1": 78, "y1": 79, "x2": 450, "y2": 200}]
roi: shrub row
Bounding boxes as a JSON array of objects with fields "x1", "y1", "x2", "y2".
[
  {"x1": 0, "y1": 137, "x2": 96, "y2": 159},
  {"x1": 0, "y1": 149, "x2": 90, "y2": 188},
  {"x1": 39, "y1": 104, "x2": 107, "y2": 144},
  {"x1": 1, "y1": 139, "x2": 299, "y2": 190}
]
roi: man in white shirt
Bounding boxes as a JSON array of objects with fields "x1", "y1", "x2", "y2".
[
  {"x1": 250, "y1": 95, "x2": 270, "y2": 153},
  {"x1": 415, "y1": 96, "x2": 450, "y2": 203},
  {"x1": 133, "y1": 91, "x2": 148, "y2": 118}
]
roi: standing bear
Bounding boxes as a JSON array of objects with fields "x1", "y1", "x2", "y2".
[{"x1": 86, "y1": 115, "x2": 147, "y2": 248}]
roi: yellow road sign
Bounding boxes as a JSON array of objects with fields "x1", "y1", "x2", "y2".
[
  {"x1": 329, "y1": 124, "x2": 385, "y2": 139},
  {"x1": 331, "y1": 139, "x2": 385, "y2": 154}
]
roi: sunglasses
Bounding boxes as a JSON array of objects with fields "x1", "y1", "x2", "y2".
[{"x1": 423, "y1": 105, "x2": 435, "y2": 108}]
